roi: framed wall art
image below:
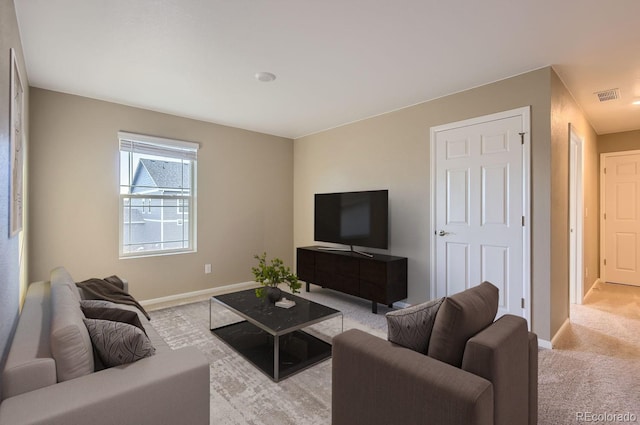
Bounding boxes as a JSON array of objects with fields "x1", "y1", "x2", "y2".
[{"x1": 9, "y1": 48, "x2": 24, "y2": 236}]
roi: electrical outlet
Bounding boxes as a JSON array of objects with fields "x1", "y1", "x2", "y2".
[{"x1": 205, "y1": 264, "x2": 212, "y2": 274}]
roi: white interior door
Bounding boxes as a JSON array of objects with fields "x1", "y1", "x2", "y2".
[
  {"x1": 432, "y1": 108, "x2": 530, "y2": 320},
  {"x1": 602, "y1": 151, "x2": 640, "y2": 286}
]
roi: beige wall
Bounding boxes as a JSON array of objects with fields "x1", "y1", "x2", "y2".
[
  {"x1": 549, "y1": 71, "x2": 599, "y2": 338},
  {"x1": 598, "y1": 130, "x2": 640, "y2": 154},
  {"x1": 295, "y1": 67, "x2": 555, "y2": 340},
  {"x1": 1, "y1": 0, "x2": 29, "y2": 398},
  {"x1": 29, "y1": 88, "x2": 293, "y2": 301}
]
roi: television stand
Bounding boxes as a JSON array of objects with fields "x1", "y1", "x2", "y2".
[
  {"x1": 316, "y1": 245, "x2": 374, "y2": 258},
  {"x1": 296, "y1": 246, "x2": 408, "y2": 314}
]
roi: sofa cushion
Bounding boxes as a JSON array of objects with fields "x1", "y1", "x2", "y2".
[
  {"x1": 83, "y1": 318, "x2": 156, "y2": 367},
  {"x1": 427, "y1": 281, "x2": 499, "y2": 367},
  {"x1": 50, "y1": 284, "x2": 95, "y2": 381},
  {"x1": 386, "y1": 297, "x2": 444, "y2": 354}
]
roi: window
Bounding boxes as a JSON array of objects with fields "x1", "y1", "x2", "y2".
[{"x1": 119, "y1": 132, "x2": 198, "y2": 258}]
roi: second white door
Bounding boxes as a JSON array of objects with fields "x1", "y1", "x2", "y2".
[{"x1": 602, "y1": 151, "x2": 640, "y2": 287}]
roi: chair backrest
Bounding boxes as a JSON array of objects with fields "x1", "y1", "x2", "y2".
[{"x1": 427, "y1": 282, "x2": 499, "y2": 367}]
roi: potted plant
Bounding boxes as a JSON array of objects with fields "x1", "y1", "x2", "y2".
[{"x1": 252, "y1": 253, "x2": 301, "y2": 303}]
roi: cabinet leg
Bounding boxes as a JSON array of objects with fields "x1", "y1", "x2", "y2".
[
  {"x1": 306, "y1": 282, "x2": 310, "y2": 292},
  {"x1": 372, "y1": 301, "x2": 378, "y2": 314}
]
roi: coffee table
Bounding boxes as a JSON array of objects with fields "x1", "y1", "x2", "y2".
[{"x1": 209, "y1": 288, "x2": 343, "y2": 382}]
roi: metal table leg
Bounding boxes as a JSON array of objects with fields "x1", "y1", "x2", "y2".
[{"x1": 274, "y1": 335, "x2": 280, "y2": 382}]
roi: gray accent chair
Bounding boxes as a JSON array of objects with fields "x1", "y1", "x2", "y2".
[{"x1": 332, "y1": 282, "x2": 538, "y2": 425}]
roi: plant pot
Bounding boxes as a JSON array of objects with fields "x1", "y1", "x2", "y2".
[{"x1": 266, "y1": 287, "x2": 282, "y2": 303}]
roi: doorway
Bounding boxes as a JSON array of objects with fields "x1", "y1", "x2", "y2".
[{"x1": 430, "y1": 107, "x2": 531, "y2": 322}]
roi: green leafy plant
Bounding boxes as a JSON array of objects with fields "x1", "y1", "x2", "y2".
[{"x1": 252, "y1": 252, "x2": 301, "y2": 298}]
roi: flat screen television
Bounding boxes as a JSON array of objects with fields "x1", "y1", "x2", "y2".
[{"x1": 314, "y1": 190, "x2": 388, "y2": 250}]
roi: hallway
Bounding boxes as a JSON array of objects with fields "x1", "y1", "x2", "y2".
[{"x1": 538, "y1": 281, "x2": 640, "y2": 424}]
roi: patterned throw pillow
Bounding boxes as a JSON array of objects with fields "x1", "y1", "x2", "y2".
[
  {"x1": 80, "y1": 299, "x2": 122, "y2": 310},
  {"x1": 386, "y1": 297, "x2": 444, "y2": 354},
  {"x1": 83, "y1": 318, "x2": 156, "y2": 367}
]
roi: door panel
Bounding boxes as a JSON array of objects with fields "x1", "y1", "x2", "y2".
[
  {"x1": 445, "y1": 242, "x2": 470, "y2": 295},
  {"x1": 481, "y1": 244, "x2": 508, "y2": 308},
  {"x1": 447, "y1": 169, "x2": 470, "y2": 225},
  {"x1": 482, "y1": 165, "x2": 508, "y2": 226}
]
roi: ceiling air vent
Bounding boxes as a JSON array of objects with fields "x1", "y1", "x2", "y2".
[{"x1": 595, "y1": 88, "x2": 620, "y2": 102}]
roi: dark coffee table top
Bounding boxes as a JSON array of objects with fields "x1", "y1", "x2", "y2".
[{"x1": 212, "y1": 288, "x2": 341, "y2": 336}]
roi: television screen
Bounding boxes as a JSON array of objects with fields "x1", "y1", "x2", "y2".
[{"x1": 314, "y1": 190, "x2": 388, "y2": 249}]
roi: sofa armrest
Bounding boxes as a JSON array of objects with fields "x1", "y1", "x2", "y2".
[
  {"x1": 462, "y1": 315, "x2": 530, "y2": 425},
  {"x1": 332, "y1": 329, "x2": 493, "y2": 425},
  {"x1": 2, "y1": 282, "x2": 56, "y2": 399},
  {"x1": 0, "y1": 347, "x2": 209, "y2": 425}
]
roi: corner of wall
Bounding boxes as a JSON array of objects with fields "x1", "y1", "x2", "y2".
[{"x1": 0, "y1": 0, "x2": 30, "y2": 400}]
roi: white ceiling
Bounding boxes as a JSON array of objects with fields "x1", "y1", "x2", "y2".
[{"x1": 14, "y1": 0, "x2": 640, "y2": 139}]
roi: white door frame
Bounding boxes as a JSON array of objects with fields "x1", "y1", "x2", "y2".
[
  {"x1": 600, "y1": 149, "x2": 640, "y2": 282},
  {"x1": 429, "y1": 106, "x2": 531, "y2": 325},
  {"x1": 569, "y1": 124, "x2": 584, "y2": 304}
]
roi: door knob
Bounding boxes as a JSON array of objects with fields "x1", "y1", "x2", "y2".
[{"x1": 439, "y1": 230, "x2": 451, "y2": 236}]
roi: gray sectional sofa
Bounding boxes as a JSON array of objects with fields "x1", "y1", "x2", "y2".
[{"x1": 0, "y1": 267, "x2": 210, "y2": 425}]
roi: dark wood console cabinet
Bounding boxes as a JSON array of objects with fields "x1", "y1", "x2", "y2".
[{"x1": 296, "y1": 246, "x2": 408, "y2": 313}]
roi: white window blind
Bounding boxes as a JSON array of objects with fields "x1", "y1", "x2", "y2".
[{"x1": 118, "y1": 131, "x2": 199, "y2": 161}]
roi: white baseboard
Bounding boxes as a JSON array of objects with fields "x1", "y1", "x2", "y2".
[
  {"x1": 583, "y1": 278, "x2": 602, "y2": 300},
  {"x1": 546, "y1": 317, "x2": 572, "y2": 349},
  {"x1": 140, "y1": 281, "x2": 258, "y2": 311},
  {"x1": 538, "y1": 339, "x2": 553, "y2": 349}
]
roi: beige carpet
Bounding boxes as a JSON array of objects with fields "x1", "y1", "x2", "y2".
[
  {"x1": 538, "y1": 281, "x2": 640, "y2": 424},
  {"x1": 150, "y1": 282, "x2": 640, "y2": 425}
]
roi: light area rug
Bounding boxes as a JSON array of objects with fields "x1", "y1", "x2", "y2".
[
  {"x1": 150, "y1": 282, "x2": 640, "y2": 425},
  {"x1": 149, "y1": 286, "x2": 389, "y2": 425}
]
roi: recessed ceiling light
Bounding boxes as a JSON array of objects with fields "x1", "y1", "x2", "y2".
[{"x1": 255, "y1": 72, "x2": 276, "y2": 82}]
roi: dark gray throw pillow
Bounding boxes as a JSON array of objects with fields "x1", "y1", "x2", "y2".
[
  {"x1": 386, "y1": 297, "x2": 444, "y2": 354},
  {"x1": 81, "y1": 306, "x2": 147, "y2": 335},
  {"x1": 83, "y1": 318, "x2": 156, "y2": 368}
]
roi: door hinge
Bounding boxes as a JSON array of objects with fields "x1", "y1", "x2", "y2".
[
  {"x1": 521, "y1": 298, "x2": 525, "y2": 309},
  {"x1": 522, "y1": 216, "x2": 525, "y2": 226},
  {"x1": 604, "y1": 259, "x2": 607, "y2": 266},
  {"x1": 604, "y1": 167, "x2": 607, "y2": 174},
  {"x1": 519, "y1": 132, "x2": 525, "y2": 145},
  {"x1": 604, "y1": 213, "x2": 607, "y2": 220}
]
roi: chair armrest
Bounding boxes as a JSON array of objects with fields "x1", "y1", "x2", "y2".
[
  {"x1": 462, "y1": 315, "x2": 530, "y2": 425},
  {"x1": 0, "y1": 347, "x2": 209, "y2": 425},
  {"x1": 332, "y1": 329, "x2": 493, "y2": 425}
]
